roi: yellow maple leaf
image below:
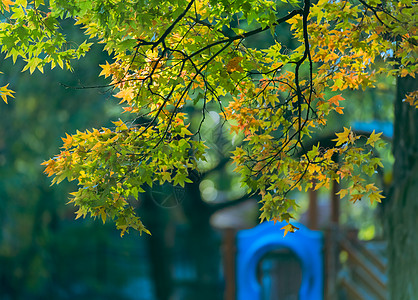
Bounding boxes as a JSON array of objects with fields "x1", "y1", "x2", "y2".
[
  {"x1": 114, "y1": 86, "x2": 135, "y2": 104},
  {"x1": 404, "y1": 91, "x2": 418, "y2": 108},
  {"x1": 366, "y1": 130, "x2": 382, "y2": 147},
  {"x1": 400, "y1": 68, "x2": 409, "y2": 77},
  {"x1": 61, "y1": 132, "x2": 73, "y2": 146},
  {"x1": 280, "y1": 223, "x2": 299, "y2": 237},
  {"x1": 336, "y1": 188, "x2": 348, "y2": 199},
  {"x1": 0, "y1": 84, "x2": 15, "y2": 104},
  {"x1": 100, "y1": 210, "x2": 107, "y2": 224},
  {"x1": 349, "y1": 194, "x2": 362, "y2": 203},
  {"x1": 335, "y1": 106, "x2": 344, "y2": 114},
  {"x1": 365, "y1": 183, "x2": 378, "y2": 192},
  {"x1": 369, "y1": 191, "x2": 385, "y2": 204},
  {"x1": 75, "y1": 208, "x2": 87, "y2": 220},
  {"x1": 99, "y1": 61, "x2": 113, "y2": 78},
  {"x1": 332, "y1": 127, "x2": 351, "y2": 146}
]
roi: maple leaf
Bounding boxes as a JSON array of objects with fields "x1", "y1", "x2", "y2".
[
  {"x1": 122, "y1": 106, "x2": 133, "y2": 113},
  {"x1": 0, "y1": 84, "x2": 15, "y2": 104},
  {"x1": 366, "y1": 130, "x2": 382, "y2": 147},
  {"x1": 336, "y1": 188, "x2": 348, "y2": 199},
  {"x1": 328, "y1": 94, "x2": 344, "y2": 106},
  {"x1": 404, "y1": 91, "x2": 418, "y2": 108},
  {"x1": 365, "y1": 183, "x2": 378, "y2": 192},
  {"x1": 349, "y1": 194, "x2": 363, "y2": 203},
  {"x1": 400, "y1": 68, "x2": 409, "y2": 77},
  {"x1": 226, "y1": 57, "x2": 244, "y2": 73},
  {"x1": 115, "y1": 87, "x2": 135, "y2": 104},
  {"x1": 375, "y1": 26, "x2": 385, "y2": 34},
  {"x1": 75, "y1": 207, "x2": 87, "y2": 220},
  {"x1": 332, "y1": 127, "x2": 351, "y2": 146},
  {"x1": 99, "y1": 61, "x2": 113, "y2": 78},
  {"x1": 280, "y1": 223, "x2": 299, "y2": 237},
  {"x1": 1, "y1": 0, "x2": 14, "y2": 12},
  {"x1": 337, "y1": 165, "x2": 352, "y2": 179},
  {"x1": 100, "y1": 209, "x2": 107, "y2": 224},
  {"x1": 61, "y1": 133, "x2": 73, "y2": 147},
  {"x1": 369, "y1": 191, "x2": 385, "y2": 204}
]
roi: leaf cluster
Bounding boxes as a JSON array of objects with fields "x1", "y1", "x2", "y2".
[{"x1": 1, "y1": 0, "x2": 416, "y2": 234}]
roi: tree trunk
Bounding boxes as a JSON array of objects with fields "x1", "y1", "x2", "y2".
[
  {"x1": 385, "y1": 75, "x2": 418, "y2": 299},
  {"x1": 182, "y1": 181, "x2": 223, "y2": 300},
  {"x1": 142, "y1": 192, "x2": 174, "y2": 300}
]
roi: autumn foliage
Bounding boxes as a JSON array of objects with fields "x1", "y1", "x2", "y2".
[{"x1": 1, "y1": 0, "x2": 416, "y2": 235}]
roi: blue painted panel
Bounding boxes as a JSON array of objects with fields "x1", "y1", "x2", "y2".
[
  {"x1": 236, "y1": 221, "x2": 323, "y2": 300},
  {"x1": 352, "y1": 120, "x2": 393, "y2": 138}
]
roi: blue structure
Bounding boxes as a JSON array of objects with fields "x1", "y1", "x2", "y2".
[
  {"x1": 352, "y1": 120, "x2": 393, "y2": 138},
  {"x1": 236, "y1": 221, "x2": 323, "y2": 300}
]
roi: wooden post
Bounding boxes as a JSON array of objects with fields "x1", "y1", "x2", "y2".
[
  {"x1": 223, "y1": 228, "x2": 236, "y2": 300},
  {"x1": 331, "y1": 180, "x2": 340, "y2": 225},
  {"x1": 325, "y1": 180, "x2": 341, "y2": 299},
  {"x1": 308, "y1": 186, "x2": 318, "y2": 230},
  {"x1": 325, "y1": 226, "x2": 339, "y2": 300}
]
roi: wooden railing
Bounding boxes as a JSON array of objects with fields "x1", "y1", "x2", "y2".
[{"x1": 337, "y1": 231, "x2": 388, "y2": 300}]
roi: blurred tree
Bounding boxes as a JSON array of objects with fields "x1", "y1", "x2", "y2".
[
  {"x1": 0, "y1": 27, "x2": 144, "y2": 299},
  {"x1": 384, "y1": 75, "x2": 418, "y2": 300}
]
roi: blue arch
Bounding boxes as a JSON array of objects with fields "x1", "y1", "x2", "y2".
[{"x1": 236, "y1": 221, "x2": 323, "y2": 300}]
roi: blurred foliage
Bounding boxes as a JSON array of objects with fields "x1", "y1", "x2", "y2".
[{"x1": 0, "y1": 22, "x2": 153, "y2": 298}]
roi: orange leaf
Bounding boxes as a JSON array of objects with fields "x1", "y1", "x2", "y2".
[
  {"x1": 122, "y1": 106, "x2": 133, "y2": 113},
  {"x1": 226, "y1": 57, "x2": 244, "y2": 73},
  {"x1": 335, "y1": 106, "x2": 344, "y2": 114},
  {"x1": 328, "y1": 94, "x2": 344, "y2": 106},
  {"x1": 1, "y1": 0, "x2": 14, "y2": 12}
]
